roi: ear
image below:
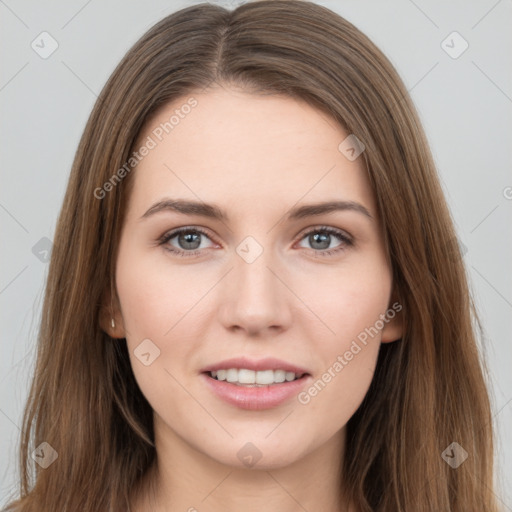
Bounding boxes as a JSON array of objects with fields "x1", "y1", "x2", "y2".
[
  {"x1": 99, "y1": 285, "x2": 126, "y2": 339},
  {"x1": 381, "y1": 287, "x2": 403, "y2": 344}
]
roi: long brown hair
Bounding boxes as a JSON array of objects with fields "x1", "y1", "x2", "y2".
[{"x1": 3, "y1": 1, "x2": 499, "y2": 510}]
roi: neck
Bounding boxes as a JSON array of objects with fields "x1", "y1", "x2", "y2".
[{"x1": 131, "y1": 415, "x2": 356, "y2": 512}]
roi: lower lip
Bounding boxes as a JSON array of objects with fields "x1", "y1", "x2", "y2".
[{"x1": 201, "y1": 373, "x2": 311, "y2": 410}]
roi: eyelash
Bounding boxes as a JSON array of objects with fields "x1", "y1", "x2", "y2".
[{"x1": 158, "y1": 225, "x2": 353, "y2": 258}]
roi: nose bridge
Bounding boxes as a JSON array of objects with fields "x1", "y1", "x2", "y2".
[
  {"x1": 219, "y1": 233, "x2": 291, "y2": 333},
  {"x1": 234, "y1": 235, "x2": 278, "y2": 301}
]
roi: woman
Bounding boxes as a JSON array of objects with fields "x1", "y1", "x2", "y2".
[{"x1": 3, "y1": 1, "x2": 499, "y2": 510}]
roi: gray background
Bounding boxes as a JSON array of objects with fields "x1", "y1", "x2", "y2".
[{"x1": 1, "y1": 0, "x2": 511, "y2": 508}]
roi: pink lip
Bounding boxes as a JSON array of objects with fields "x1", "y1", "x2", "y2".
[
  {"x1": 200, "y1": 356, "x2": 310, "y2": 375},
  {"x1": 201, "y1": 372, "x2": 312, "y2": 410}
]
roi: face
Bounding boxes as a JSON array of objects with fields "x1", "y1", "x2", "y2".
[{"x1": 108, "y1": 86, "x2": 402, "y2": 470}]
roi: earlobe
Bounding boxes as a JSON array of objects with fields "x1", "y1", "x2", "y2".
[
  {"x1": 99, "y1": 289, "x2": 126, "y2": 339},
  {"x1": 381, "y1": 314, "x2": 403, "y2": 343},
  {"x1": 381, "y1": 291, "x2": 404, "y2": 344}
]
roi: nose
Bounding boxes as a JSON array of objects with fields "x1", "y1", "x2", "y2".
[{"x1": 217, "y1": 244, "x2": 292, "y2": 336}]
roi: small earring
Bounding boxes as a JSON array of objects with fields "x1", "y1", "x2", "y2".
[{"x1": 111, "y1": 317, "x2": 115, "y2": 329}]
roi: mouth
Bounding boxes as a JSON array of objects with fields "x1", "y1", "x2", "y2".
[
  {"x1": 200, "y1": 365, "x2": 312, "y2": 410},
  {"x1": 200, "y1": 357, "x2": 312, "y2": 409}
]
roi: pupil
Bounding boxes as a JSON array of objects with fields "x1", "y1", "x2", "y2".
[
  {"x1": 311, "y1": 232, "x2": 330, "y2": 250},
  {"x1": 179, "y1": 232, "x2": 201, "y2": 250}
]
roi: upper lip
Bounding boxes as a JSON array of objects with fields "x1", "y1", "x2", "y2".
[{"x1": 201, "y1": 357, "x2": 310, "y2": 375}]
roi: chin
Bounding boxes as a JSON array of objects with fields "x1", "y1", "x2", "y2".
[{"x1": 203, "y1": 435, "x2": 309, "y2": 471}]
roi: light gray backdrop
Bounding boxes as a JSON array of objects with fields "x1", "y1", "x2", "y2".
[{"x1": 1, "y1": 0, "x2": 511, "y2": 508}]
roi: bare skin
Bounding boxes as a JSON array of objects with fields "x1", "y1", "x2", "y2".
[{"x1": 104, "y1": 85, "x2": 402, "y2": 512}]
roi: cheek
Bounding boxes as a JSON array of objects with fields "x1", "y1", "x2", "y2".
[
  {"x1": 115, "y1": 241, "x2": 208, "y2": 339},
  {"x1": 114, "y1": 241, "x2": 211, "y2": 404},
  {"x1": 295, "y1": 298, "x2": 384, "y2": 433},
  {"x1": 295, "y1": 252, "x2": 392, "y2": 346},
  {"x1": 293, "y1": 254, "x2": 391, "y2": 411}
]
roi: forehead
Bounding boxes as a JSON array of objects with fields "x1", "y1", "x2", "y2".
[{"x1": 128, "y1": 87, "x2": 376, "y2": 220}]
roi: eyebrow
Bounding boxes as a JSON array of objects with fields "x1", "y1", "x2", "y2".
[{"x1": 140, "y1": 198, "x2": 373, "y2": 222}]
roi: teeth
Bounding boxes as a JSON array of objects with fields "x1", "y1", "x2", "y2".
[{"x1": 209, "y1": 368, "x2": 303, "y2": 385}]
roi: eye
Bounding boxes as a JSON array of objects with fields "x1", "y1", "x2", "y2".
[
  {"x1": 158, "y1": 227, "x2": 217, "y2": 257},
  {"x1": 158, "y1": 225, "x2": 353, "y2": 259},
  {"x1": 296, "y1": 226, "x2": 353, "y2": 257}
]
